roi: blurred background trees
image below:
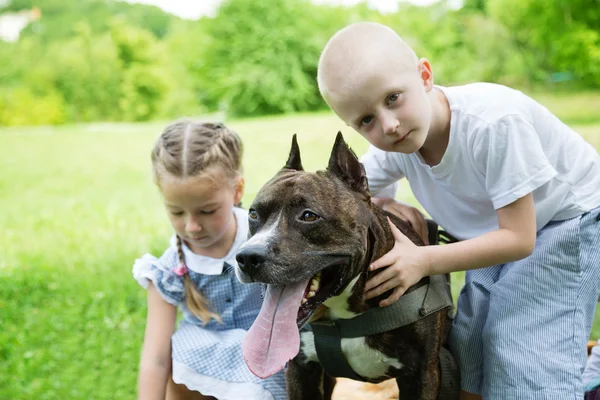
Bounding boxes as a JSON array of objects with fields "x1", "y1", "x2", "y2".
[{"x1": 0, "y1": 0, "x2": 598, "y2": 126}]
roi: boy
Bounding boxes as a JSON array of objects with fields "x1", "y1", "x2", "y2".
[{"x1": 317, "y1": 22, "x2": 600, "y2": 399}]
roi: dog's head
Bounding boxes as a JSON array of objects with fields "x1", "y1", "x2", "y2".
[
  {"x1": 236, "y1": 132, "x2": 374, "y2": 322},
  {"x1": 237, "y1": 132, "x2": 385, "y2": 378}
]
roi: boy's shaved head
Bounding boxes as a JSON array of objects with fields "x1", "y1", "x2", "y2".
[
  {"x1": 318, "y1": 22, "x2": 419, "y2": 102},
  {"x1": 316, "y1": 22, "x2": 437, "y2": 156}
]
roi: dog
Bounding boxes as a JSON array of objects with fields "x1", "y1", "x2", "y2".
[{"x1": 235, "y1": 133, "x2": 458, "y2": 399}]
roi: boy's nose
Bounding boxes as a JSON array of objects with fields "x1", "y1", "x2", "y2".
[{"x1": 382, "y1": 115, "x2": 399, "y2": 136}]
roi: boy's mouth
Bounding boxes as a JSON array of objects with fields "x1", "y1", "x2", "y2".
[{"x1": 395, "y1": 130, "x2": 413, "y2": 144}]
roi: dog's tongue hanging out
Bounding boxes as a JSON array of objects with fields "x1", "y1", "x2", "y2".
[{"x1": 242, "y1": 278, "x2": 311, "y2": 378}]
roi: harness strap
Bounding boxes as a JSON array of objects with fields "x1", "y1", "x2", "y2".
[
  {"x1": 310, "y1": 274, "x2": 454, "y2": 378},
  {"x1": 311, "y1": 322, "x2": 364, "y2": 381},
  {"x1": 317, "y1": 274, "x2": 453, "y2": 338}
]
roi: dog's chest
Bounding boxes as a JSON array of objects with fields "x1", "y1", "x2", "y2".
[
  {"x1": 299, "y1": 331, "x2": 403, "y2": 379},
  {"x1": 299, "y1": 278, "x2": 403, "y2": 379}
]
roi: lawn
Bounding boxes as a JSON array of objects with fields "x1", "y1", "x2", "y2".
[{"x1": 1, "y1": 92, "x2": 599, "y2": 399}]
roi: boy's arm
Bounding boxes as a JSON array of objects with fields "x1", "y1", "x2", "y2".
[
  {"x1": 137, "y1": 283, "x2": 177, "y2": 400},
  {"x1": 423, "y1": 192, "x2": 536, "y2": 275},
  {"x1": 365, "y1": 194, "x2": 536, "y2": 306}
]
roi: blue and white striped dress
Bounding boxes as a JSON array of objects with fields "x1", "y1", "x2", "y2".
[{"x1": 133, "y1": 207, "x2": 287, "y2": 400}]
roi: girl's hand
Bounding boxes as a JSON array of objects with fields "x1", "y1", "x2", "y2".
[
  {"x1": 377, "y1": 199, "x2": 429, "y2": 245},
  {"x1": 364, "y1": 218, "x2": 431, "y2": 307}
]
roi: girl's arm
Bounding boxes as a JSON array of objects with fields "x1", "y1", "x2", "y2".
[{"x1": 137, "y1": 283, "x2": 177, "y2": 400}]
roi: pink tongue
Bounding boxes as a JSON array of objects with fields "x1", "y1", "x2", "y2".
[{"x1": 242, "y1": 278, "x2": 311, "y2": 378}]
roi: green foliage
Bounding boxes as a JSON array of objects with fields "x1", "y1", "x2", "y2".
[
  {"x1": 110, "y1": 18, "x2": 156, "y2": 67},
  {"x1": 109, "y1": 19, "x2": 169, "y2": 121},
  {"x1": 1, "y1": 0, "x2": 600, "y2": 126},
  {"x1": 157, "y1": 21, "x2": 211, "y2": 117},
  {"x1": 4, "y1": 0, "x2": 177, "y2": 42},
  {"x1": 0, "y1": 87, "x2": 66, "y2": 125},
  {"x1": 120, "y1": 64, "x2": 168, "y2": 121},
  {"x1": 487, "y1": 0, "x2": 600, "y2": 85},
  {"x1": 462, "y1": 0, "x2": 487, "y2": 13},
  {"x1": 200, "y1": 0, "x2": 335, "y2": 116},
  {"x1": 48, "y1": 25, "x2": 123, "y2": 122}
]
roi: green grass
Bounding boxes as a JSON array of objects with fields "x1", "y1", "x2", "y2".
[
  {"x1": 529, "y1": 90, "x2": 600, "y2": 126},
  {"x1": 1, "y1": 92, "x2": 599, "y2": 399}
]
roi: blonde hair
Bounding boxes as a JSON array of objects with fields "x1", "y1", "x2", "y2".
[{"x1": 151, "y1": 120, "x2": 243, "y2": 324}]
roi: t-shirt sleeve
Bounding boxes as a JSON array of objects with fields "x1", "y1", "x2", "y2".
[
  {"x1": 360, "y1": 145, "x2": 405, "y2": 199},
  {"x1": 132, "y1": 248, "x2": 185, "y2": 306},
  {"x1": 473, "y1": 115, "x2": 557, "y2": 209}
]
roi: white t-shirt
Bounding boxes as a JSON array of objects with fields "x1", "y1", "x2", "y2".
[{"x1": 361, "y1": 83, "x2": 600, "y2": 240}]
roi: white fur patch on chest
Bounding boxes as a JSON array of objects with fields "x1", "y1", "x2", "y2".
[
  {"x1": 299, "y1": 275, "x2": 403, "y2": 379},
  {"x1": 299, "y1": 331, "x2": 403, "y2": 379},
  {"x1": 322, "y1": 276, "x2": 359, "y2": 319}
]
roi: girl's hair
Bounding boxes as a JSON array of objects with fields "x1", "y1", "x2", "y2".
[{"x1": 151, "y1": 120, "x2": 243, "y2": 325}]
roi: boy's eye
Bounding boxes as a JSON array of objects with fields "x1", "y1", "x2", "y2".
[
  {"x1": 386, "y1": 92, "x2": 399, "y2": 105},
  {"x1": 300, "y1": 210, "x2": 320, "y2": 222},
  {"x1": 201, "y1": 209, "x2": 217, "y2": 215},
  {"x1": 361, "y1": 115, "x2": 374, "y2": 126},
  {"x1": 170, "y1": 211, "x2": 184, "y2": 216},
  {"x1": 248, "y1": 209, "x2": 258, "y2": 220}
]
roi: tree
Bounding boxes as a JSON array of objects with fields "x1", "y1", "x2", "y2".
[
  {"x1": 200, "y1": 0, "x2": 343, "y2": 116},
  {"x1": 487, "y1": 0, "x2": 600, "y2": 86}
]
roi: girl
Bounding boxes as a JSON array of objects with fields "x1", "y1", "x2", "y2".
[{"x1": 133, "y1": 121, "x2": 287, "y2": 400}]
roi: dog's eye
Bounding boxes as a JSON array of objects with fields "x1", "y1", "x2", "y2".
[
  {"x1": 300, "y1": 211, "x2": 319, "y2": 222},
  {"x1": 248, "y1": 209, "x2": 258, "y2": 220}
]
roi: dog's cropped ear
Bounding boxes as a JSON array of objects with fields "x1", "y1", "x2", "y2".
[
  {"x1": 284, "y1": 134, "x2": 304, "y2": 171},
  {"x1": 327, "y1": 131, "x2": 369, "y2": 193}
]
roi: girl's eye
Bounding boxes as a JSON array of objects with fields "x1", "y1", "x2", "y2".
[
  {"x1": 249, "y1": 209, "x2": 258, "y2": 220},
  {"x1": 170, "y1": 211, "x2": 184, "y2": 216},
  {"x1": 300, "y1": 211, "x2": 319, "y2": 222},
  {"x1": 361, "y1": 115, "x2": 374, "y2": 126},
  {"x1": 386, "y1": 92, "x2": 399, "y2": 105},
  {"x1": 201, "y1": 209, "x2": 217, "y2": 215}
]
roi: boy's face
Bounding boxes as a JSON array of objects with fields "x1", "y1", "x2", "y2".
[{"x1": 323, "y1": 59, "x2": 433, "y2": 154}]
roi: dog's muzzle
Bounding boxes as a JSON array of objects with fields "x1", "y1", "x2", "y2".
[{"x1": 236, "y1": 245, "x2": 267, "y2": 278}]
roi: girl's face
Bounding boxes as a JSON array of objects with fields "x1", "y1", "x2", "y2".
[{"x1": 160, "y1": 173, "x2": 244, "y2": 257}]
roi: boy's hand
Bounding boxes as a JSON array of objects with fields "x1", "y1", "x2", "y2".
[
  {"x1": 364, "y1": 218, "x2": 431, "y2": 307},
  {"x1": 377, "y1": 198, "x2": 428, "y2": 245}
]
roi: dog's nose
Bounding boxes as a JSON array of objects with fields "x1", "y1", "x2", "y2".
[{"x1": 236, "y1": 245, "x2": 267, "y2": 276}]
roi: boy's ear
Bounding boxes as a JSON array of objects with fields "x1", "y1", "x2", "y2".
[
  {"x1": 327, "y1": 131, "x2": 369, "y2": 194},
  {"x1": 234, "y1": 177, "x2": 245, "y2": 205},
  {"x1": 418, "y1": 58, "x2": 434, "y2": 91}
]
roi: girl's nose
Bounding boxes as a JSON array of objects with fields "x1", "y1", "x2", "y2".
[{"x1": 185, "y1": 217, "x2": 202, "y2": 233}]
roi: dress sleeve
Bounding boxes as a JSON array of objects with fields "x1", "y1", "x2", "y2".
[
  {"x1": 360, "y1": 145, "x2": 405, "y2": 199},
  {"x1": 132, "y1": 250, "x2": 185, "y2": 306},
  {"x1": 472, "y1": 115, "x2": 557, "y2": 209}
]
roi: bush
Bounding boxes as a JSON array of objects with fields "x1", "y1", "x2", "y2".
[
  {"x1": 200, "y1": 0, "x2": 333, "y2": 116},
  {"x1": 0, "y1": 87, "x2": 66, "y2": 126}
]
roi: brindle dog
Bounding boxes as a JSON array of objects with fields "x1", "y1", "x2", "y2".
[{"x1": 235, "y1": 133, "x2": 455, "y2": 400}]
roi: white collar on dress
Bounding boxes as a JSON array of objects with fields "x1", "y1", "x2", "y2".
[{"x1": 168, "y1": 207, "x2": 249, "y2": 275}]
